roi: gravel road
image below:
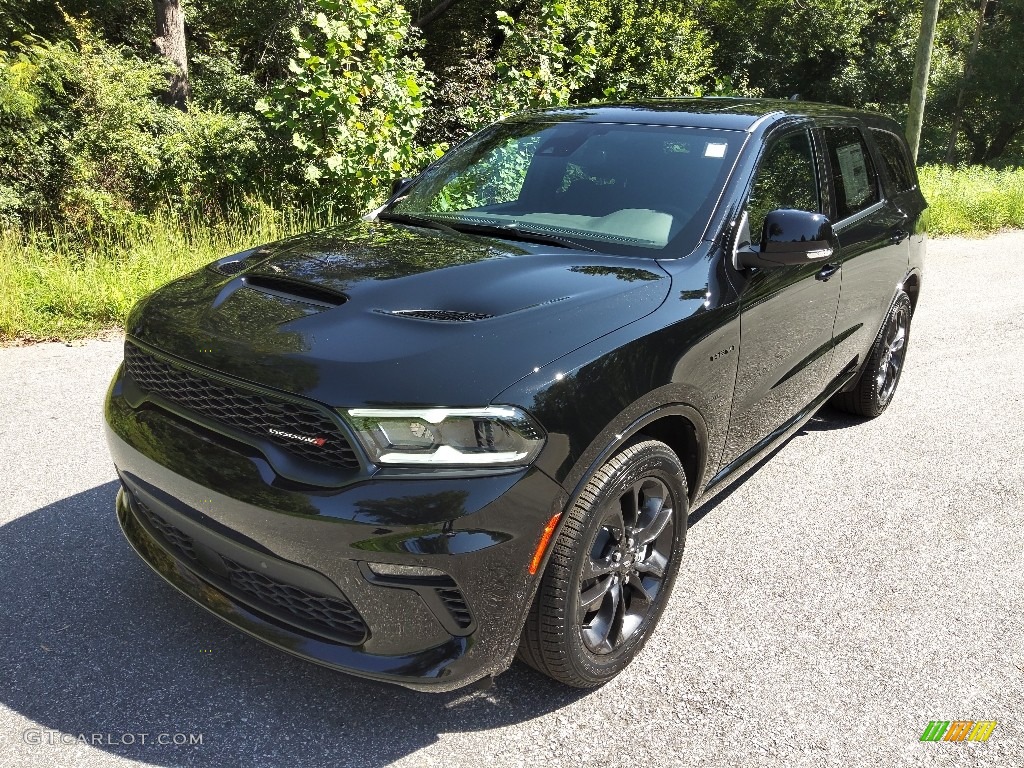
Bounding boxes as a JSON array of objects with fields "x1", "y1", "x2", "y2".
[{"x1": 1, "y1": 232, "x2": 1022, "y2": 768}]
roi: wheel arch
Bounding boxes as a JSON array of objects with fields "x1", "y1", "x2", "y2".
[
  {"x1": 902, "y1": 268, "x2": 922, "y2": 312},
  {"x1": 563, "y1": 404, "x2": 709, "y2": 523},
  {"x1": 523, "y1": 404, "x2": 708, "y2": 596},
  {"x1": 625, "y1": 413, "x2": 702, "y2": 502}
]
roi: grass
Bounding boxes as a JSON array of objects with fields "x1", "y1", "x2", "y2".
[
  {"x1": 2, "y1": 164, "x2": 1023, "y2": 342},
  {"x1": 918, "y1": 164, "x2": 1024, "y2": 236},
  {"x1": 0, "y1": 206, "x2": 335, "y2": 343}
]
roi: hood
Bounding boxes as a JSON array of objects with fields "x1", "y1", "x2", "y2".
[{"x1": 127, "y1": 220, "x2": 671, "y2": 407}]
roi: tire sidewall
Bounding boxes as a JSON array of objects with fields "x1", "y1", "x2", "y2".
[
  {"x1": 559, "y1": 443, "x2": 687, "y2": 683},
  {"x1": 867, "y1": 291, "x2": 913, "y2": 413}
]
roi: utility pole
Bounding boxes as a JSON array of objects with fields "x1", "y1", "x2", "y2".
[{"x1": 907, "y1": 0, "x2": 941, "y2": 163}]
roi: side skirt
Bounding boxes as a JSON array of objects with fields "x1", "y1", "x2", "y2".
[{"x1": 697, "y1": 362, "x2": 859, "y2": 505}]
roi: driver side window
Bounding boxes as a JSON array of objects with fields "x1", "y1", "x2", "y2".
[{"x1": 746, "y1": 130, "x2": 820, "y2": 246}]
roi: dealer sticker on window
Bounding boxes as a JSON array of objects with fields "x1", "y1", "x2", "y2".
[{"x1": 704, "y1": 142, "x2": 728, "y2": 158}]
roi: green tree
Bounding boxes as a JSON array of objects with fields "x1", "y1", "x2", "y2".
[
  {"x1": 698, "y1": 0, "x2": 878, "y2": 100},
  {"x1": 0, "y1": 17, "x2": 264, "y2": 230},
  {"x1": 456, "y1": 2, "x2": 598, "y2": 129},
  {"x1": 577, "y1": 0, "x2": 716, "y2": 100},
  {"x1": 256, "y1": 0, "x2": 440, "y2": 214},
  {"x1": 955, "y1": 0, "x2": 1024, "y2": 163}
]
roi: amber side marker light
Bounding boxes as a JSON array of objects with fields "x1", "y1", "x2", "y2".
[{"x1": 528, "y1": 512, "x2": 563, "y2": 575}]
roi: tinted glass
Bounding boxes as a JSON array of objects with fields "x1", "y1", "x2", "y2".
[
  {"x1": 391, "y1": 121, "x2": 742, "y2": 256},
  {"x1": 870, "y1": 129, "x2": 916, "y2": 193},
  {"x1": 746, "y1": 129, "x2": 820, "y2": 243},
  {"x1": 823, "y1": 127, "x2": 879, "y2": 219}
]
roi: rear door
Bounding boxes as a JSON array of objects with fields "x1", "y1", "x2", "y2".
[
  {"x1": 720, "y1": 126, "x2": 841, "y2": 469},
  {"x1": 818, "y1": 124, "x2": 910, "y2": 383}
]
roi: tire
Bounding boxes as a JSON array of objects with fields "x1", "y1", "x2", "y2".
[
  {"x1": 517, "y1": 439, "x2": 688, "y2": 687},
  {"x1": 830, "y1": 290, "x2": 913, "y2": 418}
]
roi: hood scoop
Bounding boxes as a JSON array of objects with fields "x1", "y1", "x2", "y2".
[
  {"x1": 387, "y1": 309, "x2": 495, "y2": 322},
  {"x1": 216, "y1": 259, "x2": 249, "y2": 276},
  {"x1": 241, "y1": 275, "x2": 348, "y2": 308}
]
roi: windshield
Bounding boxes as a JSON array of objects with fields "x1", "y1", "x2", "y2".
[{"x1": 387, "y1": 119, "x2": 742, "y2": 256}]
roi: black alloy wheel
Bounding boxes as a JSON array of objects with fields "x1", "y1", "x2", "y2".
[
  {"x1": 579, "y1": 476, "x2": 675, "y2": 654},
  {"x1": 831, "y1": 289, "x2": 913, "y2": 418},
  {"x1": 876, "y1": 298, "x2": 910, "y2": 404},
  {"x1": 517, "y1": 439, "x2": 687, "y2": 687}
]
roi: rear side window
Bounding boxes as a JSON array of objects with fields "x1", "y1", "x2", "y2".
[
  {"x1": 870, "y1": 129, "x2": 916, "y2": 193},
  {"x1": 746, "y1": 129, "x2": 820, "y2": 242},
  {"x1": 822, "y1": 127, "x2": 879, "y2": 220}
]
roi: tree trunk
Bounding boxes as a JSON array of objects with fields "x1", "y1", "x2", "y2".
[
  {"x1": 945, "y1": 0, "x2": 989, "y2": 164},
  {"x1": 983, "y1": 121, "x2": 1022, "y2": 163},
  {"x1": 962, "y1": 122, "x2": 988, "y2": 164},
  {"x1": 906, "y1": 0, "x2": 941, "y2": 163},
  {"x1": 414, "y1": 0, "x2": 460, "y2": 28},
  {"x1": 153, "y1": 0, "x2": 190, "y2": 111}
]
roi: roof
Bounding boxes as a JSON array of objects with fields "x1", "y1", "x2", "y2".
[{"x1": 520, "y1": 97, "x2": 899, "y2": 133}]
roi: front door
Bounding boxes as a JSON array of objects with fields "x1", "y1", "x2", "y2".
[{"x1": 719, "y1": 127, "x2": 842, "y2": 471}]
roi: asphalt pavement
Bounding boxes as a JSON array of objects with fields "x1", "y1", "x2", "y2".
[{"x1": 1, "y1": 232, "x2": 1022, "y2": 767}]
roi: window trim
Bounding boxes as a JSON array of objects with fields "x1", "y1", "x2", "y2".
[{"x1": 831, "y1": 199, "x2": 886, "y2": 233}]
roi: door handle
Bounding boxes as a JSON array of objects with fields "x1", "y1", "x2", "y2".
[
  {"x1": 816, "y1": 263, "x2": 840, "y2": 281},
  {"x1": 890, "y1": 229, "x2": 909, "y2": 245}
]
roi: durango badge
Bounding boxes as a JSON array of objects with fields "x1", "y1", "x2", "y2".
[{"x1": 268, "y1": 427, "x2": 327, "y2": 446}]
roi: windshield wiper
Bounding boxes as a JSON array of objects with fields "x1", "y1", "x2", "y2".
[
  {"x1": 376, "y1": 212, "x2": 461, "y2": 236},
  {"x1": 439, "y1": 220, "x2": 596, "y2": 252},
  {"x1": 378, "y1": 211, "x2": 596, "y2": 252}
]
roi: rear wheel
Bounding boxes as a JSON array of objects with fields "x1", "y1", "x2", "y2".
[
  {"x1": 831, "y1": 290, "x2": 912, "y2": 418},
  {"x1": 517, "y1": 440, "x2": 687, "y2": 687}
]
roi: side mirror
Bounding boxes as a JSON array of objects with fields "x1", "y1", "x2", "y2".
[
  {"x1": 390, "y1": 177, "x2": 414, "y2": 197},
  {"x1": 736, "y1": 209, "x2": 836, "y2": 269}
]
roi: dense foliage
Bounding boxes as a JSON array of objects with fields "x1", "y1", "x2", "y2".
[
  {"x1": 255, "y1": 0, "x2": 439, "y2": 213},
  {"x1": 1, "y1": 0, "x2": 1024, "y2": 235}
]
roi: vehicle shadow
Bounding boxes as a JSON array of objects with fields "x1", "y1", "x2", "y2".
[
  {"x1": 687, "y1": 406, "x2": 863, "y2": 528},
  {"x1": 795, "y1": 405, "x2": 864, "y2": 434},
  {"x1": 0, "y1": 483, "x2": 589, "y2": 767}
]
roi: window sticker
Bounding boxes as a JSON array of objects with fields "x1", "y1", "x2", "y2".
[
  {"x1": 704, "y1": 142, "x2": 728, "y2": 158},
  {"x1": 836, "y1": 142, "x2": 871, "y2": 204}
]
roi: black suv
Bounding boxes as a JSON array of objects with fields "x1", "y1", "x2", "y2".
[{"x1": 105, "y1": 98, "x2": 925, "y2": 691}]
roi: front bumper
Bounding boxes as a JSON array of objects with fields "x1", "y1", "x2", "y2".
[{"x1": 107, "y1": 376, "x2": 566, "y2": 692}]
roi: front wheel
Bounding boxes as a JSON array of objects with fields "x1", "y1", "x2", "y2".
[
  {"x1": 517, "y1": 440, "x2": 688, "y2": 687},
  {"x1": 831, "y1": 290, "x2": 913, "y2": 418}
]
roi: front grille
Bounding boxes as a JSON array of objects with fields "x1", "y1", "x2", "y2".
[
  {"x1": 131, "y1": 495, "x2": 367, "y2": 645},
  {"x1": 221, "y1": 557, "x2": 367, "y2": 644},
  {"x1": 124, "y1": 343, "x2": 359, "y2": 471}
]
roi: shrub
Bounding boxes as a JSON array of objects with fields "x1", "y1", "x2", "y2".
[
  {"x1": 256, "y1": 0, "x2": 441, "y2": 215},
  {"x1": 579, "y1": 1, "x2": 716, "y2": 101},
  {"x1": 918, "y1": 164, "x2": 1024, "y2": 235},
  {"x1": 459, "y1": 2, "x2": 598, "y2": 130},
  {"x1": 150, "y1": 107, "x2": 265, "y2": 218},
  {"x1": 0, "y1": 19, "x2": 269, "y2": 232}
]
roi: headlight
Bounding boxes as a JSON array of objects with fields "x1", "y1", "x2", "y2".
[{"x1": 344, "y1": 406, "x2": 545, "y2": 467}]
